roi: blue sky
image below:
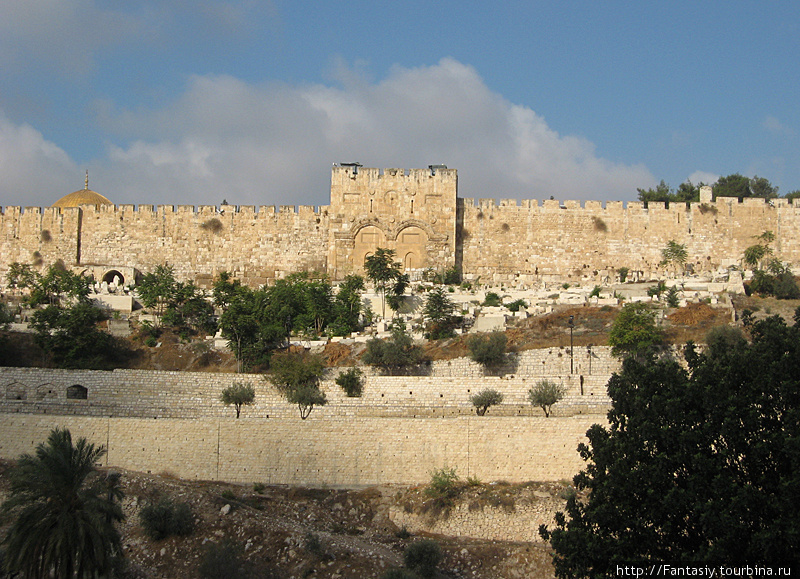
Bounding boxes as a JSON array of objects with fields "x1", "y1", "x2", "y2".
[{"x1": 1, "y1": 1, "x2": 798, "y2": 208}]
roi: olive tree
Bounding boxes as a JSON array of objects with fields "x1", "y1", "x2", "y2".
[
  {"x1": 220, "y1": 382, "x2": 256, "y2": 418},
  {"x1": 528, "y1": 379, "x2": 566, "y2": 417},
  {"x1": 470, "y1": 388, "x2": 504, "y2": 416}
]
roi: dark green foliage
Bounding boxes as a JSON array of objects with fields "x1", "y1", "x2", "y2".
[
  {"x1": 215, "y1": 271, "x2": 337, "y2": 372},
  {"x1": 423, "y1": 286, "x2": 458, "y2": 339},
  {"x1": 608, "y1": 302, "x2": 664, "y2": 359},
  {"x1": 199, "y1": 540, "x2": 249, "y2": 579},
  {"x1": 1, "y1": 428, "x2": 124, "y2": 578},
  {"x1": 220, "y1": 382, "x2": 256, "y2": 418},
  {"x1": 713, "y1": 173, "x2": 778, "y2": 200},
  {"x1": 335, "y1": 367, "x2": 364, "y2": 397},
  {"x1": 540, "y1": 316, "x2": 800, "y2": 574},
  {"x1": 616, "y1": 267, "x2": 629, "y2": 283},
  {"x1": 30, "y1": 302, "x2": 126, "y2": 369},
  {"x1": 665, "y1": 286, "x2": 680, "y2": 307},
  {"x1": 139, "y1": 496, "x2": 194, "y2": 541},
  {"x1": 747, "y1": 263, "x2": 800, "y2": 300},
  {"x1": 403, "y1": 539, "x2": 442, "y2": 578},
  {"x1": 364, "y1": 248, "x2": 405, "y2": 318},
  {"x1": 528, "y1": 379, "x2": 566, "y2": 417},
  {"x1": 269, "y1": 351, "x2": 327, "y2": 418},
  {"x1": 659, "y1": 240, "x2": 687, "y2": 273},
  {"x1": 482, "y1": 291, "x2": 502, "y2": 307},
  {"x1": 362, "y1": 322, "x2": 424, "y2": 373},
  {"x1": 646, "y1": 281, "x2": 667, "y2": 298},
  {"x1": 423, "y1": 265, "x2": 462, "y2": 285},
  {"x1": 330, "y1": 274, "x2": 365, "y2": 336},
  {"x1": 425, "y1": 467, "x2": 460, "y2": 502},
  {"x1": 470, "y1": 388, "x2": 504, "y2": 415},
  {"x1": 467, "y1": 331, "x2": 507, "y2": 367},
  {"x1": 637, "y1": 180, "x2": 700, "y2": 207},
  {"x1": 6, "y1": 262, "x2": 93, "y2": 307},
  {"x1": 506, "y1": 298, "x2": 528, "y2": 311}
]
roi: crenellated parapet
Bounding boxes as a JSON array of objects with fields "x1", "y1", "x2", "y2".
[{"x1": 1, "y1": 167, "x2": 799, "y2": 289}]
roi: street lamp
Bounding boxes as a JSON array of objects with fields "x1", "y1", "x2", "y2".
[
  {"x1": 587, "y1": 344, "x2": 593, "y2": 376},
  {"x1": 568, "y1": 315, "x2": 575, "y2": 374}
]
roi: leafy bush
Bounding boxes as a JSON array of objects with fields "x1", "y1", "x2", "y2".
[
  {"x1": 404, "y1": 539, "x2": 443, "y2": 578},
  {"x1": 335, "y1": 367, "x2": 364, "y2": 397},
  {"x1": 589, "y1": 286, "x2": 602, "y2": 299},
  {"x1": 528, "y1": 379, "x2": 566, "y2": 417},
  {"x1": 139, "y1": 497, "x2": 194, "y2": 541},
  {"x1": 506, "y1": 299, "x2": 528, "y2": 312},
  {"x1": 362, "y1": 322, "x2": 425, "y2": 373},
  {"x1": 665, "y1": 286, "x2": 680, "y2": 307},
  {"x1": 426, "y1": 467, "x2": 460, "y2": 502},
  {"x1": 467, "y1": 332, "x2": 507, "y2": 367},
  {"x1": 617, "y1": 267, "x2": 630, "y2": 283},
  {"x1": 220, "y1": 382, "x2": 255, "y2": 418},
  {"x1": 470, "y1": 388, "x2": 504, "y2": 416},
  {"x1": 482, "y1": 292, "x2": 502, "y2": 307},
  {"x1": 608, "y1": 302, "x2": 664, "y2": 359}
]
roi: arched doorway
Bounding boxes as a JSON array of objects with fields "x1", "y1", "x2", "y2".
[{"x1": 395, "y1": 225, "x2": 428, "y2": 273}]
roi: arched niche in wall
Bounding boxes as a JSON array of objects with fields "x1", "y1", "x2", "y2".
[
  {"x1": 4, "y1": 382, "x2": 26, "y2": 401},
  {"x1": 35, "y1": 383, "x2": 57, "y2": 401},
  {"x1": 353, "y1": 225, "x2": 386, "y2": 272},
  {"x1": 102, "y1": 269, "x2": 125, "y2": 286},
  {"x1": 66, "y1": 384, "x2": 88, "y2": 400},
  {"x1": 395, "y1": 225, "x2": 428, "y2": 271}
]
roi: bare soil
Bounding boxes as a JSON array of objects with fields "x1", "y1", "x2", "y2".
[{"x1": 0, "y1": 460, "x2": 559, "y2": 579}]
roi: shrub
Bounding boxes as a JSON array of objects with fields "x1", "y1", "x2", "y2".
[
  {"x1": 506, "y1": 298, "x2": 528, "y2": 312},
  {"x1": 482, "y1": 292, "x2": 502, "y2": 307},
  {"x1": 335, "y1": 367, "x2": 364, "y2": 397},
  {"x1": 470, "y1": 388, "x2": 504, "y2": 416},
  {"x1": 362, "y1": 322, "x2": 425, "y2": 373},
  {"x1": 467, "y1": 332, "x2": 507, "y2": 367},
  {"x1": 404, "y1": 539, "x2": 443, "y2": 578},
  {"x1": 426, "y1": 467, "x2": 460, "y2": 502},
  {"x1": 589, "y1": 285, "x2": 602, "y2": 299},
  {"x1": 665, "y1": 286, "x2": 680, "y2": 307},
  {"x1": 139, "y1": 496, "x2": 195, "y2": 541},
  {"x1": 528, "y1": 379, "x2": 566, "y2": 417},
  {"x1": 617, "y1": 267, "x2": 630, "y2": 283}
]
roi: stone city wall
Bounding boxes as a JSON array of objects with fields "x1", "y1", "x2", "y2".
[
  {"x1": 2, "y1": 169, "x2": 799, "y2": 287},
  {"x1": 0, "y1": 413, "x2": 601, "y2": 486},
  {"x1": 459, "y1": 196, "x2": 800, "y2": 283}
]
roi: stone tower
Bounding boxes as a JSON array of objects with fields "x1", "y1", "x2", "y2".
[{"x1": 327, "y1": 165, "x2": 458, "y2": 278}]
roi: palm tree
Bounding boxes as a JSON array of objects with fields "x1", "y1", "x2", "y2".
[{"x1": 1, "y1": 428, "x2": 125, "y2": 578}]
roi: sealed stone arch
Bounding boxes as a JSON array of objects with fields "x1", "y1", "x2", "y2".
[
  {"x1": 395, "y1": 224, "x2": 429, "y2": 272},
  {"x1": 66, "y1": 384, "x2": 88, "y2": 400},
  {"x1": 5, "y1": 382, "x2": 26, "y2": 401},
  {"x1": 353, "y1": 225, "x2": 387, "y2": 273},
  {"x1": 35, "y1": 383, "x2": 58, "y2": 401}
]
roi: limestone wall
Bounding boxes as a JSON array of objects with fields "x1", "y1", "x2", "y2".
[
  {"x1": 0, "y1": 348, "x2": 617, "y2": 420},
  {"x1": 5, "y1": 168, "x2": 797, "y2": 287},
  {"x1": 459, "y1": 197, "x2": 800, "y2": 283},
  {"x1": 0, "y1": 414, "x2": 601, "y2": 486}
]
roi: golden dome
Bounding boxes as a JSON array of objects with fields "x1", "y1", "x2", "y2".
[{"x1": 52, "y1": 171, "x2": 113, "y2": 208}]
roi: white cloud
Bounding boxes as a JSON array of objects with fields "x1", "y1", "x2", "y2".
[
  {"x1": 687, "y1": 171, "x2": 720, "y2": 186},
  {"x1": 1, "y1": 59, "x2": 656, "y2": 207},
  {"x1": 0, "y1": 112, "x2": 77, "y2": 206}
]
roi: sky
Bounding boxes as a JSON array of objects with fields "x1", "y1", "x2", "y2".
[{"x1": 0, "y1": 1, "x2": 798, "y2": 209}]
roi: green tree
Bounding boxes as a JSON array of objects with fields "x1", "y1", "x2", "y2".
[
  {"x1": 6, "y1": 263, "x2": 93, "y2": 307},
  {"x1": 470, "y1": 388, "x2": 504, "y2": 416},
  {"x1": 608, "y1": 302, "x2": 664, "y2": 359},
  {"x1": 423, "y1": 286, "x2": 458, "y2": 339},
  {"x1": 220, "y1": 382, "x2": 256, "y2": 418},
  {"x1": 331, "y1": 274, "x2": 365, "y2": 336},
  {"x1": 713, "y1": 173, "x2": 778, "y2": 200},
  {"x1": 136, "y1": 264, "x2": 178, "y2": 324},
  {"x1": 784, "y1": 189, "x2": 800, "y2": 201},
  {"x1": 30, "y1": 302, "x2": 124, "y2": 369},
  {"x1": 467, "y1": 331, "x2": 507, "y2": 367},
  {"x1": 540, "y1": 316, "x2": 800, "y2": 573},
  {"x1": 659, "y1": 240, "x2": 688, "y2": 275},
  {"x1": 528, "y1": 379, "x2": 566, "y2": 417},
  {"x1": 637, "y1": 180, "x2": 700, "y2": 207},
  {"x1": 161, "y1": 280, "x2": 216, "y2": 336},
  {"x1": 362, "y1": 322, "x2": 424, "y2": 374},
  {"x1": 335, "y1": 367, "x2": 364, "y2": 397},
  {"x1": 1, "y1": 428, "x2": 124, "y2": 578},
  {"x1": 269, "y1": 351, "x2": 327, "y2": 419},
  {"x1": 364, "y1": 248, "x2": 403, "y2": 318}
]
